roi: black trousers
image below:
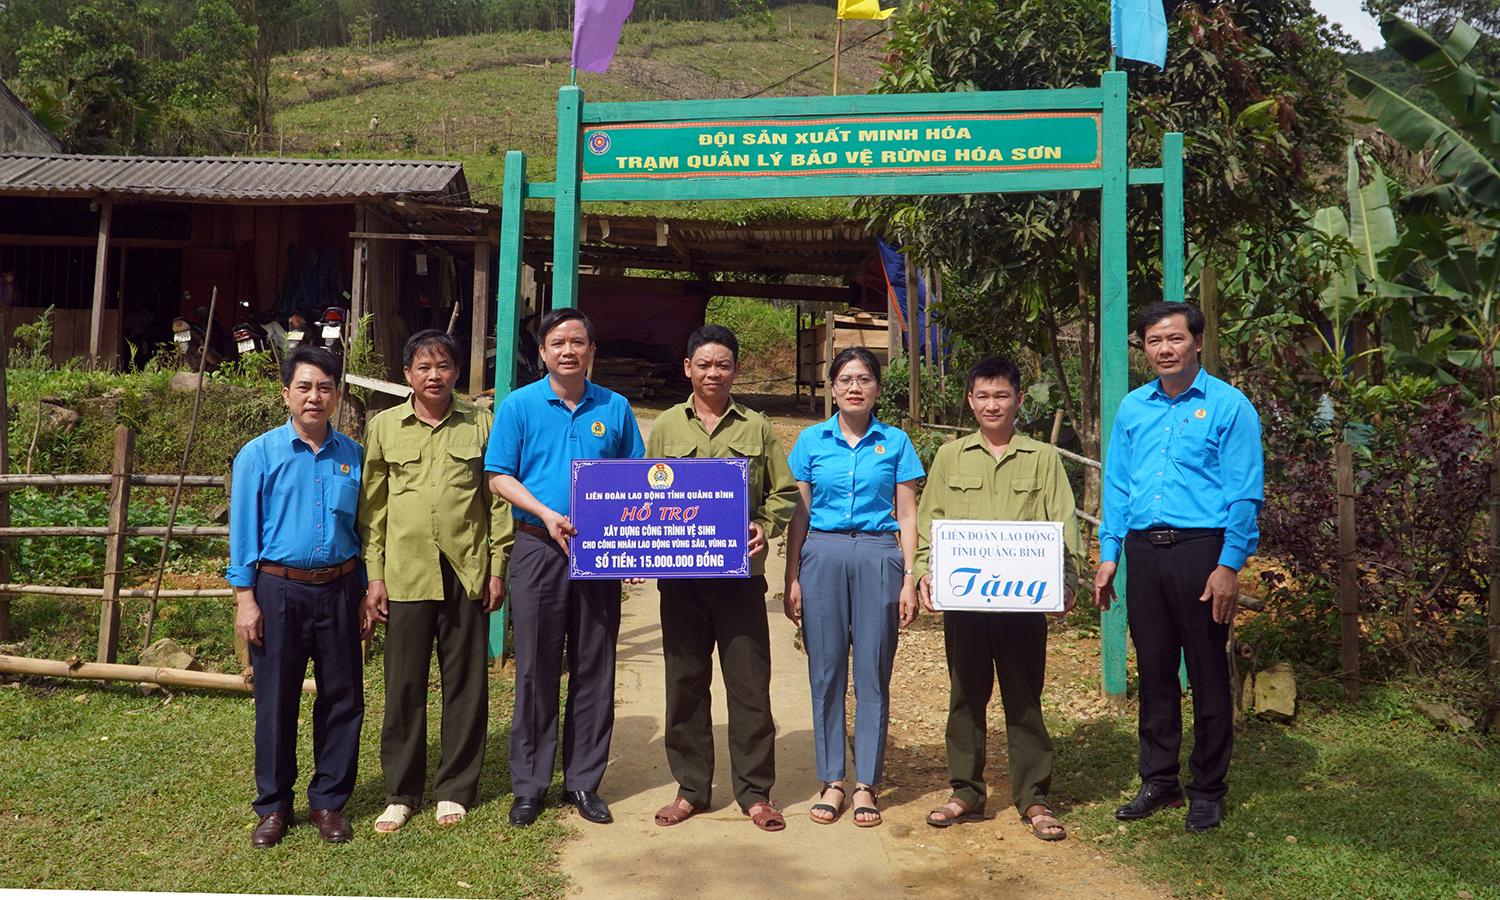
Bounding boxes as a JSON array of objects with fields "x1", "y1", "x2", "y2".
[
  {"x1": 380, "y1": 557, "x2": 488, "y2": 809},
  {"x1": 659, "y1": 576, "x2": 775, "y2": 811},
  {"x1": 1124, "y1": 531, "x2": 1232, "y2": 801},
  {"x1": 507, "y1": 530, "x2": 622, "y2": 798},
  {"x1": 250, "y1": 566, "x2": 365, "y2": 816}
]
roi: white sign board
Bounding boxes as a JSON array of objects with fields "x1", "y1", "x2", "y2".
[{"x1": 929, "y1": 519, "x2": 1066, "y2": 612}]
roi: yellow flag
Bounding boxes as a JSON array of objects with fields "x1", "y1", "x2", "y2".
[{"x1": 837, "y1": 0, "x2": 894, "y2": 19}]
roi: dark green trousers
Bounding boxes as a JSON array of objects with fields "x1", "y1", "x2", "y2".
[
  {"x1": 943, "y1": 610, "x2": 1053, "y2": 813},
  {"x1": 659, "y1": 576, "x2": 775, "y2": 811},
  {"x1": 380, "y1": 558, "x2": 488, "y2": 809}
]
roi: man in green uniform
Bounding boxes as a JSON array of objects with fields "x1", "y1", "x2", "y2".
[
  {"x1": 915, "y1": 355, "x2": 1081, "y2": 841},
  {"x1": 646, "y1": 324, "x2": 799, "y2": 832},
  {"x1": 359, "y1": 329, "x2": 513, "y2": 832}
]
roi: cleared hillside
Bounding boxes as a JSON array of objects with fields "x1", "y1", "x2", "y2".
[{"x1": 271, "y1": 6, "x2": 890, "y2": 217}]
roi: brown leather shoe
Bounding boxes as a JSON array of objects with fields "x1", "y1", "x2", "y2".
[
  {"x1": 309, "y1": 808, "x2": 352, "y2": 843},
  {"x1": 251, "y1": 810, "x2": 291, "y2": 849}
]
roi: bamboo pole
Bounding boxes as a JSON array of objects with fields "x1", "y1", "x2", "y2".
[
  {"x1": 0, "y1": 526, "x2": 228, "y2": 538},
  {"x1": 0, "y1": 654, "x2": 315, "y2": 694},
  {"x1": 0, "y1": 584, "x2": 233, "y2": 599},
  {"x1": 0, "y1": 475, "x2": 225, "y2": 490},
  {"x1": 832, "y1": 17, "x2": 843, "y2": 96},
  {"x1": 144, "y1": 287, "x2": 216, "y2": 648},
  {"x1": 96, "y1": 427, "x2": 135, "y2": 664}
]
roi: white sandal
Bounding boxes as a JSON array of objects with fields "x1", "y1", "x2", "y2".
[
  {"x1": 375, "y1": 803, "x2": 413, "y2": 833},
  {"x1": 435, "y1": 800, "x2": 467, "y2": 825}
]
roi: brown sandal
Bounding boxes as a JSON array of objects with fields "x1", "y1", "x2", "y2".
[
  {"x1": 745, "y1": 801, "x2": 786, "y2": 832},
  {"x1": 926, "y1": 796, "x2": 984, "y2": 828},
  {"x1": 654, "y1": 796, "x2": 705, "y2": 827},
  {"x1": 1022, "y1": 805, "x2": 1067, "y2": 841}
]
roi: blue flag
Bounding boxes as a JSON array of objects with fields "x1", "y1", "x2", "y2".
[{"x1": 1111, "y1": 0, "x2": 1168, "y2": 68}]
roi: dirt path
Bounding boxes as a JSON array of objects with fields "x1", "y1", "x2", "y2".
[{"x1": 557, "y1": 408, "x2": 1172, "y2": 899}]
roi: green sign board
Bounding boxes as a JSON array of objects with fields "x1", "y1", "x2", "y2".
[{"x1": 580, "y1": 112, "x2": 1101, "y2": 181}]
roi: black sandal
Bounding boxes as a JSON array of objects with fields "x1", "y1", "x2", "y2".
[
  {"x1": 852, "y1": 785, "x2": 882, "y2": 827},
  {"x1": 809, "y1": 783, "x2": 844, "y2": 824}
]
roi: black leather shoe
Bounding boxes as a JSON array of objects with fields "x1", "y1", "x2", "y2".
[
  {"x1": 565, "y1": 790, "x2": 613, "y2": 824},
  {"x1": 309, "y1": 807, "x2": 352, "y2": 843},
  {"x1": 251, "y1": 810, "x2": 291, "y2": 848},
  {"x1": 509, "y1": 796, "x2": 544, "y2": 827},
  {"x1": 1185, "y1": 798, "x2": 1223, "y2": 831},
  {"x1": 1114, "y1": 783, "x2": 1185, "y2": 821}
]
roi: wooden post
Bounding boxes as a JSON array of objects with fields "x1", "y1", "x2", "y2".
[
  {"x1": 905, "y1": 253, "x2": 921, "y2": 424},
  {"x1": 0, "y1": 312, "x2": 9, "y2": 641},
  {"x1": 887, "y1": 292, "x2": 900, "y2": 362},
  {"x1": 1201, "y1": 265, "x2": 1221, "y2": 377},
  {"x1": 1337, "y1": 441, "x2": 1360, "y2": 701},
  {"x1": 349, "y1": 205, "x2": 368, "y2": 349},
  {"x1": 470, "y1": 240, "x2": 491, "y2": 394},
  {"x1": 89, "y1": 202, "x2": 113, "y2": 362},
  {"x1": 97, "y1": 427, "x2": 136, "y2": 664},
  {"x1": 823, "y1": 310, "x2": 835, "y2": 418}
]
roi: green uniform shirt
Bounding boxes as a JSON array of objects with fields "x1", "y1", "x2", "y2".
[
  {"x1": 914, "y1": 431, "x2": 1082, "y2": 589},
  {"x1": 646, "y1": 396, "x2": 799, "y2": 577},
  {"x1": 358, "y1": 396, "x2": 514, "y2": 602}
]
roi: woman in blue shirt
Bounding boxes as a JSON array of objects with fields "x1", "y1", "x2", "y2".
[{"x1": 785, "y1": 346, "x2": 924, "y2": 827}]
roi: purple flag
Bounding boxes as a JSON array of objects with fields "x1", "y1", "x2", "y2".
[{"x1": 572, "y1": 0, "x2": 636, "y2": 73}]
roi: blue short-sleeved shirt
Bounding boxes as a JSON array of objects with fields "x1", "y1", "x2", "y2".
[
  {"x1": 483, "y1": 377, "x2": 645, "y2": 527},
  {"x1": 226, "y1": 419, "x2": 363, "y2": 587},
  {"x1": 1098, "y1": 367, "x2": 1264, "y2": 570},
  {"x1": 788, "y1": 415, "x2": 924, "y2": 533}
]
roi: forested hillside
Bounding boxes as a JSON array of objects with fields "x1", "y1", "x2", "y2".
[{"x1": 0, "y1": 0, "x2": 857, "y2": 160}]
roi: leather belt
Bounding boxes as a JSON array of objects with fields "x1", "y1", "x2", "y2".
[
  {"x1": 515, "y1": 521, "x2": 551, "y2": 540},
  {"x1": 1131, "y1": 527, "x2": 1225, "y2": 547},
  {"x1": 259, "y1": 557, "x2": 359, "y2": 584}
]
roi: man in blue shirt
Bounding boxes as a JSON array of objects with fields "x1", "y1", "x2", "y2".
[
  {"x1": 227, "y1": 345, "x2": 365, "y2": 848},
  {"x1": 486, "y1": 308, "x2": 644, "y2": 828},
  {"x1": 1093, "y1": 301, "x2": 1264, "y2": 833}
]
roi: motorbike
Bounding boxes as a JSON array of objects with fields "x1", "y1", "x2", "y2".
[
  {"x1": 317, "y1": 306, "x2": 349, "y2": 358},
  {"x1": 232, "y1": 309, "x2": 288, "y2": 361},
  {"x1": 171, "y1": 311, "x2": 222, "y2": 369},
  {"x1": 284, "y1": 312, "x2": 313, "y2": 351}
]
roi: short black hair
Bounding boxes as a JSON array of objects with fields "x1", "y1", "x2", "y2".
[
  {"x1": 538, "y1": 307, "x2": 597, "y2": 345},
  {"x1": 829, "y1": 346, "x2": 882, "y2": 385},
  {"x1": 1135, "y1": 301, "x2": 1205, "y2": 340},
  {"x1": 403, "y1": 329, "x2": 460, "y2": 369},
  {"x1": 966, "y1": 355, "x2": 1021, "y2": 394},
  {"x1": 281, "y1": 345, "x2": 341, "y2": 387},
  {"x1": 685, "y1": 324, "x2": 739, "y2": 362}
]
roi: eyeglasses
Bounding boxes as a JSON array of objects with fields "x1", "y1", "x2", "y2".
[{"x1": 834, "y1": 375, "x2": 877, "y2": 388}]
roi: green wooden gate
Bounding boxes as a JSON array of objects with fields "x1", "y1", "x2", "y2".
[{"x1": 489, "y1": 70, "x2": 1184, "y2": 700}]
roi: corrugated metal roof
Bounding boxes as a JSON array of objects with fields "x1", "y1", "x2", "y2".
[{"x1": 0, "y1": 154, "x2": 467, "y2": 202}]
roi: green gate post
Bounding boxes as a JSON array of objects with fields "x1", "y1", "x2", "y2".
[
  {"x1": 1098, "y1": 70, "x2": 1130, "y2": 702},
  {"x1": 1163, "y1": 132, "x2": 1185, "y2": 303},
  {"x1": 553, "y1": 86, "x2": 585, "y2": 310},
  {"x1": 488, "y1": 149, "x2": 529, "y2": 663}
]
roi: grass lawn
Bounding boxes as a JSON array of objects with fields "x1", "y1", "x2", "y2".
[
  {"x1": 0, "y1": 661, "x2": 570, "y2": 898},
  {"x1": 1054, "y1": 684, "x2": 1500, "y2": 900}
]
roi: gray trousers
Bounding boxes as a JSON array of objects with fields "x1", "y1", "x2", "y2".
[
  {"x1": 799, "y1": 530, "x2": 903, "y2": 786},
  {"x1": 507, "y1": 530, "x2": 622, "y2": 799}
]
